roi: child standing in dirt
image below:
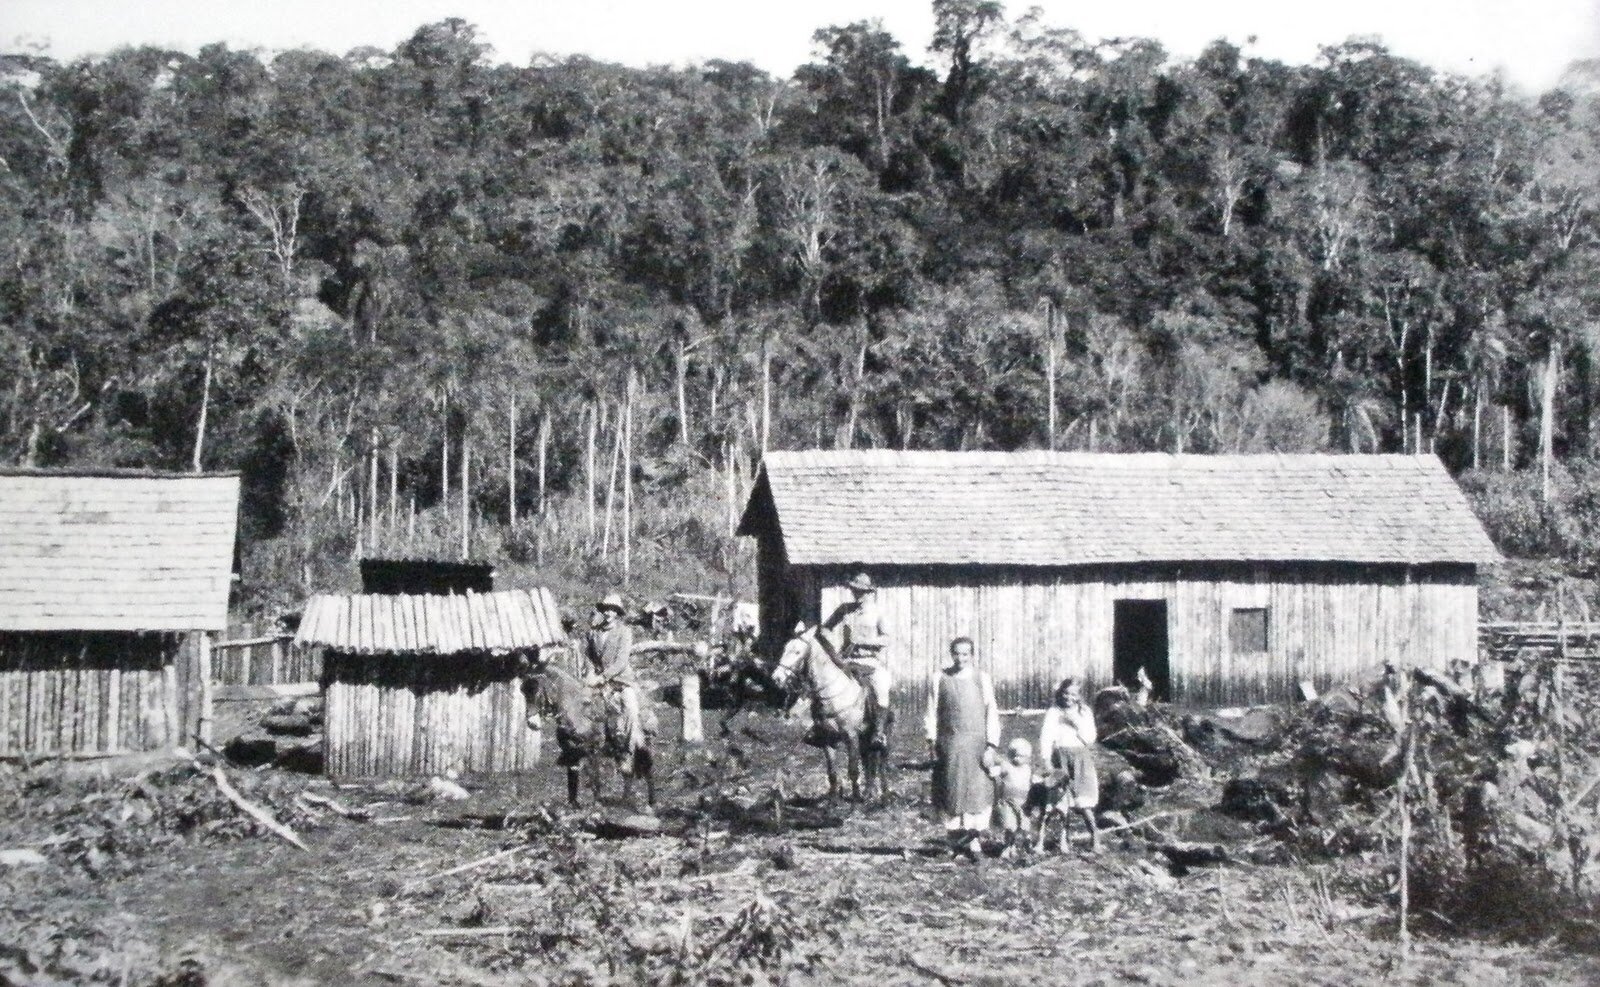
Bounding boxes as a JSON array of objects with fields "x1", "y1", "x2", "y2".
[
  {"x1": 989, "y1": 738, "x2": 1036, "y2": 856},
  {"x1": 1038, "y1": 676, "x2": 1100, "y2": 853}
]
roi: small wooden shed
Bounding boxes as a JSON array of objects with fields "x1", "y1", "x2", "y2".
[
  {"x1": 295, "y1": 588, "x2": 566, "y2": 778},
  {"x1": 0, "y1": 468, "x2": 240, "y2": 757},
  {"x1": 738, "y1": 451, "x2": 1501, "y2": 711}
]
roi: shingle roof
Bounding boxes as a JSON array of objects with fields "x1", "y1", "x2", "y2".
[
  {"x1": 294, "y1": 588, "x2": 566, "y2": 656},
  {"x1": 0, "y1": 469, "x2": 240, "y2": 632},
  {"x1": 738, "y1": 451, "x2": 1500, "y2": 567}
]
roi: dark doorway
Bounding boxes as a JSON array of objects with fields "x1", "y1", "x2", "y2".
[{"x1": 1113, "y1": 599, "x2": 1171, "y2": 701}]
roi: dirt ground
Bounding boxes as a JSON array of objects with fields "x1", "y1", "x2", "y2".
[{"x1": 3, "y1": 705, "x2": 1596, "y2": 986}]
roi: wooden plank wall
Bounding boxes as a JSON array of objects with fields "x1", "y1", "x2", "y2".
[
  {"x1": 799, "y1": 563, "x2": 1479, "y2": 715},
  {"x1": 0, "y1": 632, "x2": 182, "y2": 756},
  {"x1": 211, "y1": 621, "x2": 321, "y2": 686},
  {"x1": 323, "y1": 652, "x2": 541, "y2": 778}
]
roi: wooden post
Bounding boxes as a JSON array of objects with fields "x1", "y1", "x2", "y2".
[
  {"x1": 461, "y1": 431, "x2": 471, "y2": 560},
  {"x1": 680, "y1": 673, "x2": 703, "y2": 743},
  {"x1": 508, "y1": 395, "x2": 518, "y2": 529},
  {"x1": 197, "y1": 632, "x2": 214, "y2": 747}
]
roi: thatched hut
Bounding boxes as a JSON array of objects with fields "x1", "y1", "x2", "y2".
[
  {"x1": 295, "y1": 588, "x2": 566, "y2": 778},
  {"x1": 0, "y1": 468, "x2": 240, "y2": 756},
  {"x1": 738, "y1": 451, "x2": 1500, "y2": 711}
]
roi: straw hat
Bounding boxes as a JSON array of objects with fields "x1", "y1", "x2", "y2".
[
  {"x1": 846, "y1": 572, "x2": 875, "y2": 593},
  {"x1": 596, "y1": 593, "x2": 627, "y2": 614}
]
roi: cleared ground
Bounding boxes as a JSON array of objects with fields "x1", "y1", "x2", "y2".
[{"x1": 2, "y1": 704, "x2": 1594, "y2": 986}]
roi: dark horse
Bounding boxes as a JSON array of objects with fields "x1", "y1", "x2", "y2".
[
  {"x1": 770, "y1": 626, "x2": 890, "y2": 802},
  {"x1": 519, "y1": 656, "x2": 655, "y2": 808}
]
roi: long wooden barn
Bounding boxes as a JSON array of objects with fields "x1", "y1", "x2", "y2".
[
  {"x1": 0, "y1": 468, "x2": 239, "y2": 757},
  {"x1": 738, "y1": 451, "x2": 1501, "y2": 712},
  {"x1": 295, "y1": 588, "x2": 566, "y2": 778}
]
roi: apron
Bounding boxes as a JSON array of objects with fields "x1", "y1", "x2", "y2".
[{"x1": 932, "y1": 670, "x2": 994, "y2": 819}]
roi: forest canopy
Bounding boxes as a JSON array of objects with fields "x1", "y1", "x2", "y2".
[{"x1": 3, "y1": 5, "x2": 1598, "y2": 608}]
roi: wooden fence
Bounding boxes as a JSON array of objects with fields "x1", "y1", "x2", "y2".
[
  {"x1": 210, "y1": 621, "x2": 320, "y2": 687},
  {"x1": 1480, "y1": 621, "x2": 1600, "y2": 663}
]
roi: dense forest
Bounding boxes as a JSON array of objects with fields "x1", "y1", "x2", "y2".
[{"x1": 3, "y1": 3, "x2": 1600, "y2": 611}]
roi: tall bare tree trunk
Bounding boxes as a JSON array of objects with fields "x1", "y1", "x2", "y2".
[
  {"x1": 368, "y1": 431, "x2": 379, "y2": 553},
  {"x1": 1503, "y1": 405, "x2": 1512, "y2": 470},
  {"x1": 440, "y1": 402, "x2": 450, "y2": 525},
  {"x1": 585, "y1": 402, "x2": 597, "y2": 542},
  {"x1": 623, "y1": 369, "x2": 634, "y2": 586},
  {"x1": 602, "y1": 401, "x2": 623, "y2": 557},
  {"x1": 1541, "y1": 346, "x2": 1558, "y2": 502},
  {"x1": 192, "y1": 347, "x2": 213, "y2": 473},
  {"x1": 725, "y1": 440, "x2": 737, "y2": 536},
  {"x1": 508, "y1": 395, "x2": 518, "y2": 529},
  {"x1": 760, "y1": 341, "x2": 771, "y2": 456},
  {"x1": 537, "y1": 413, "x2": 548, "y2": 516},
  {"x1": 388, "y1": 442, "x2": 398, "y2": 533},
  {"x1": 675, "y1": 339, "x2": 689, "y2": 446},
  {"x1": 1472, "y1": 387, "x2": 1483, "y2": 471},
  {"x1": 460, "y1": 432, "x2": 471, "y2": 560}
]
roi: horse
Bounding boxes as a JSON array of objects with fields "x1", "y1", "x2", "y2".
[
  {"x1": 770, "y1": 626, "x2": 889, "y2": 802},
  {"x1": 519, "y1": 658, "x2": 656, "y2": 808}
]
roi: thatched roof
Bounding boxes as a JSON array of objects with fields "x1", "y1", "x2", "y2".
[
  {"x1": 0, "y1": 469, "x2": 240, "y2": 632},
  {"x1": 738, "y1": 451, "x2": 1500, "y2": 568},
  {"x1": 294, "y1": 588, "x2": 566, "y2": 656}
]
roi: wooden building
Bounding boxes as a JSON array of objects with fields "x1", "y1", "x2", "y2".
[
  {"x1": 738, "y1": 451, "x2": 1500, "y2": 711},
  {"x1": 295, "y1": 587, "x2": 566, "y2": 778},
  {"x1": 0, "y1": 468, "x2": 240, "y2": 757}
]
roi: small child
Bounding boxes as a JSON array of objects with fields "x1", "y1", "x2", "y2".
[{"x1": 989, "y1": 737, "x2": 1036, "y2": 855}]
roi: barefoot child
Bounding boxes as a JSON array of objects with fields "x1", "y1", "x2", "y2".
[
  {"x1": 989, "y1": 738, "x2": 1036, "y2": 853},
  {"x1": 1038, "y1": 676, "x2": 1099, "y2": 852}
]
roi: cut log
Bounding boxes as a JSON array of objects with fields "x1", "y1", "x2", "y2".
[{"x1": 206, "y1": 765, "x2": 309, "y2": 851}]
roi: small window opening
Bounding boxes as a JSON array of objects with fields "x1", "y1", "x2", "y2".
[{"x1": 1230, "y1": 607, "x2": 1268, "y2": 655}]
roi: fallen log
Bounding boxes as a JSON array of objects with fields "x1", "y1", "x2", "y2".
[
  {"x1": 405, "y1": 845, "x2": 531, "y2": 891},
  {"x1": 298, "y1": 791, "x2": 370, "y2": 821},
  {"x1": 415, "y1": 926, "x2": 522, "y2": 938},
  {"x1": 206, "y1": 765, "x2": 309, "y2": 851}
]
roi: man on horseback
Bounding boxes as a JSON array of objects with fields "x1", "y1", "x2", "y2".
[
  {"x1": 584, "y1": 592, "x2": 646, "y2": 767},
  {"x1": 821, "y1": 572, "x2": 894, "y2": 750}
]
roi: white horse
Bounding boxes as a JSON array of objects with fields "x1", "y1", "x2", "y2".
[{"x1": 771, "y1": 625, "x2": 889, "y2": 801}]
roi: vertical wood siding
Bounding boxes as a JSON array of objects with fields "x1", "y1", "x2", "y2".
[
  {"x1": 800, "y1": 563, "x2": 1478, "y2": 715},
  {"x1": 0, "y1": 632, "x2": 183, "y2": 755},
  {"x1": 323, "y1": 652, "x2": 543, "y2": 779}
]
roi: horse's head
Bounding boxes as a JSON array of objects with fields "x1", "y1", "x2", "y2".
[{"x1": 771, "y1": 625, "x2": 813, "y2": 690}]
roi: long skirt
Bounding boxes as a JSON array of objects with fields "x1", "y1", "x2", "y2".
[{"x1": 933, "y1": 731, "x2": 993, "y2": 825}]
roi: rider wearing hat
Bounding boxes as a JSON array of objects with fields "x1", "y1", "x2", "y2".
[
  {"x1": 821, "y1": 571, "x2": 894, "y2": 748},
  {"x1": 585, "y1": 592, "x2": 644, "y2": 758}
]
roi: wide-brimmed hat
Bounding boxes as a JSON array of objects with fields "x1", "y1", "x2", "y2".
[
  {"x1": 596, "y1": 593, "x2": 627, "y2": 614},
  {"x1": 846, "y1": 572, "x2": 875, "y2": 593}
]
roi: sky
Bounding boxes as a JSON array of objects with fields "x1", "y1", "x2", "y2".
[{"x1": 5, "y1": 0, "x2": 1599, "y2": 94}]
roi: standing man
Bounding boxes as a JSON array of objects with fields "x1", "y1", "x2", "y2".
[
  {"x1": 821, "y1": 571, "x2": 894, "y2": 748},
  {"x1": 585, "y1": 593, "x2": 643, "y2": 762},
  {"x1": 924, "y1": 636, "x2": 1000, "y2": 859}
]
